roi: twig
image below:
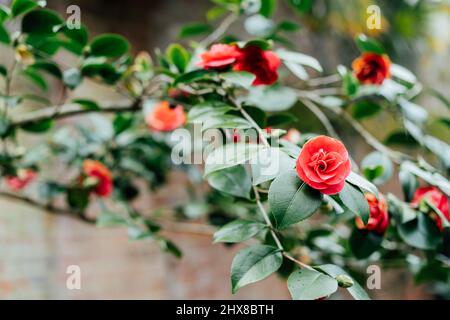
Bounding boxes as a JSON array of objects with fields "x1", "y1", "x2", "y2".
[
  {"x1": 200, "y1": 13, "x2": 238, "y2": 47},
  {"x1": 307, "y1": 74, "x2": 341, "y2": 87},
  {"x1": 10, "y1": 99, "x2": 139, "y2": 127}
]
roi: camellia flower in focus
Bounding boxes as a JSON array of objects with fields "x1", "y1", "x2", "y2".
[
  {"x1": 82, "y1": 160, "x2": 113, "y2": 197},
  {"x1": 283, "y1": 128, "x2": 302, "y2": 144},
  {"x1": 296, "y1": 135, "x2": 351, "y2": 195},
  {"x1": 146, "y1": 101, "x2": 186, "y2": 132},
  {"x1": 233, "y1": 45, "x2": 281, "y2": 86},
  {"x1": 5, "y1": 169, "x2": 37, "y2": 191},
  {"x1": 198, "y1": 44, "x2": 241, "y2": 69},
  {"x1": 356, "y1": 193, "x2": 389, "y2": 235},
  {"x1": 411, "y1": 186, "x2": 450, "y2": 232},
  {"x1": 352, "y1": 52, "x2": 391, "y2": 85}
]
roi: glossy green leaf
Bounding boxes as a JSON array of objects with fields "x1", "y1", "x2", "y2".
[
  {"x1": 166, "y1": 43, "x2": 190, "y2": 73},
  {"x1": 22, "y1": 9, "x2": 64, "y2": 36},
  {"x1": 0, "y1": 23, "x2": 10, "y2": 44},
  {"x1": 355, "y1": 33, "x2": 384, "y2": 54},
  {"x1": 269, "y1": 169, "x2": 323, "y2": 229},
  {"x1": 204, "y1": 143, "x2": 266, "y2": 175},
  {"x1": 248, "y1": 86, "x2": 297, "y2": 112},
  {"x1": 396, "y1": 213, "x2": 441, "y2": 250},
  {"x1": 316, "y1": 264, "x2": 370, "y2": 300},
  {"x1": 346, "y1": 171, "x2": 379, "y2": 198},
  {"x1": 349, "y1": 228, "x2": 383, "y2": 259},
  {"x1": 338, "y1": 182, "x2": 370, "y2": 224},
  {"x1": 89, "y1": 34, "x2": 129, "y2": 58},
  {"x1": 21, "y1": 118, "x2": 53, "y2": 133},
  {"x1": 221, "y1": 71, "x2": 256, "y2": 88},
  {"x1": 11, "y1": 0, "x2": 37, "y2": 17},
  {"x1": 207, "y1": 165, "x2": 252, "y2": 198},
  {"x1": 288, "y1": 268, "x2": 338, "y2": 300},
  {"x1": 213, "y1": 220, "x2": 266, "y2": 243},
  {"x1": 231, "y1": 245, "x2": 282, "y2": 294},
  {"x1": 21, "y1": 68, "x2": 48, "y2": 91},
  {"x1": 179, "y1": 23, "x2": 212, "y2": 38},
  {"x1": 260, "y1": 0, "x2": 276, "y2": 17},
  {"x1": 361, "y1": 151, "x2": 393, "y2": 185},
  {"x1": 72, "y1": 98, "x2": 100, "y2": 111},
  {"x1": 63, "y1": 68, "x2": 82, "y2": 89}
]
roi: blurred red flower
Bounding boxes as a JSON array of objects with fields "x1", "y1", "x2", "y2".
[
  {"x1": 411, "y1": 186, "x2": 449, "y2": 232},
  {"x1": 356, "y1": 193, "x2": 389, "y2": 235},
  {"x1": 352, "y1": 52, "x2": 391, "y2": 85},
  {"x1": 146, "y1": 101, "x2": 186, "y2": 132},
  {"x1": 82, "y1": 160, "x2": 113, "y2": 197},
  {"x1": 5, "y1": 169, "x2": 37, "y2": 191}
]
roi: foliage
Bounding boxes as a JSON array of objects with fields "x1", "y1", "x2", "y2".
[{"x1": 0, "y1": 0, "x2": 449, "y2": 300}]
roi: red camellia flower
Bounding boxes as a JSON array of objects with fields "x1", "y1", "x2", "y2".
[
  {"x1": 198, "y1": 44, "x2": 242, "y2": 69},
  {"x1": 296, "y1": 135, "x2": 351, "y2": 195},
  {"x1": 233, "y1": 45, "x2": 281, "y2": 86},
  {"x1": 5, "y1": 169, "x2": 37, "y2": 191},
  {"x1": 352, "y1": 52, "x2": 391, "y2": 85},
  {"x1": 411, "y1": 186, "x2": 450, "y2": 232},
  {"x1": 356, "y1": 193, "x2": 389, "y2": 235},
  {"x1": 82, "y1": 160, "x2": 113, "y2": 197},
  {"x1": 146, "y1": 101, "x2": 186, "y2": 132}
]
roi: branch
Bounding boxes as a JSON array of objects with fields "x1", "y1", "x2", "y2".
[
  {"x1": 200, "y1": 13, "x2": 238, "y2": 47},
  {"x1": 10, "y1": 99, "x2": 140, "y2": 127}
]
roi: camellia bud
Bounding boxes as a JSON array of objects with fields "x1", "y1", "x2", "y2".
[{"x1": 336, "y1": 274, "x2": 354, "y2": 288}]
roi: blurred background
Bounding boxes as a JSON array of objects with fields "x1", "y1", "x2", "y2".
[{"x1": 0, "y1": 0, "x2": 449, "y2": 299}]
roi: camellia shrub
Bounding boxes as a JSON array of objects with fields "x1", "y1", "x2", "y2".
[{"x1": 1, "y1": 0, "x2": 449, "y2": 299}]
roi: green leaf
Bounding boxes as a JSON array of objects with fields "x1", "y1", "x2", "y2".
[
  {"x1": 349, "y1": 228, "x2": 383, "y2": 259},
  {"x1": 89, "y1": 34, "x2": 129, "y2": 58},
  {"x1": 277, "y1": 49, "x2": 322, "y2": 72},
  {"x1": 30, "y1": 61, "x2": 62, "y2": 78},
  {"x1": 390, "y1": 64, "x2": 416, "y2": 84},
  {"x1": 0, "y1": 64, "x2": 6, "y2": 77},
  {"x1": 351, "y1": 100, "x2": 381, "y2": 119},
  {"x1": 398, "y1": 169, "x2": 418, "y2": 202},
  {"x1": 21, "y1": 68, "x2": 48, "y2": 91},
  {"x1": 97, "y1": 211, "x2": 128, "y2": 227},
  {"x1": 72, "y1": 98, "x2": 100, "y2": 111},
  {"x1": 187, "y1": 102, "x2": 233, "y2": 122},
  {"x1": 396, "y1": 213, "x2": 441, "y2": 250},
  {"x1": 251, "y1": 147, "x2": 295, "y2": 185},
  {"x1": 221, "y1": 71, "x2": 256, "y2": 88},
  {"x1": 81, "y1": 59, "x2": 121, "y2": 84},
  {"x1": 67, "y1": 187, "x2": 90, "y2": 211},
  {"x1": 316, "y1": 264, "x2": 370, "y2": 300},
  {"x1": 113, "y1": 113, "x2": 134, "y2": 135},
  {"x1": 287, "y1": 0, "x2": 313, "y2": 13},
  {"x1": 287, "y1": 268, "x2": 338, "y2": 300},
  {"x1": 22, "y1": 9, "x2": 64, "y2": 36},
  {"x1": 21, "y1": 118, "x2": 53, "y2": 133},
  {"x1": 399, "y1": 98, "x2": 428, "y2": 125},
  {"x1": 166, "y1": 43, "x2": 190, "y2": 73},
  {"x1": 206, "y1": 6, "x2": 227, "y2": 21},
  {"x1": 361, "y1": 151, "x2": 393, "y2": 185},
  {"x1": 244, "y1": 14, "x2": 275, "y2": 38},
  {"x1": 0, "y1": 23, "x2": 10, "y2": 44},
  {"x1": 269, "y1": 169, "x2": 323, "y2": 229},
  {"x1": 62, "y1": 24, "x2": 89, "y2": 47},
  {"x1": 0, "y1": 5, "x2": 11, "y2": 23},
  {"x1": 11, "y1": 0, "x2": 38, "y2": 17},
  {"x1": 385, "y1": 130, "x2": 418, "y2": 147},
  {"x1": 207, "y1": 165, "x2": 252, "y2": 198},
  {"x1": 276, "y1": 21, "x2": 300, "y2": 33},
  {"x1": 248, "y1": 86, "x2": 297, "y2": 112},
  {"x1": 158, "y1": 239, "x2": 183, "y2": 259},
  {"x1": 266, "y1": 113, "x2": 297, "y2": 126},
  {"x1": 204, "y1": 143, "x2": 266, "y2": 175},
  {"x1": 346, "y1": 171, "x2": 379, "y2": 198},
  {"x1": 63, "y1": 68, "x2": 82, "y2": 89},
  {"x1": 231, "y1": 245, "x2": 282, "y2": 294},
  {"x1": 179, "y1": 23, "x2": 212, "y2": 38},
  {"x1": 173, "y1": 69, "x2": 214, "y2": 85},
  {"x1": 260, "y1": 0, "x2": 276, "y2": 17},
  {"x1": 213, "y1": 220, "x2": 266, "y2": 243},
  {"x1": 338, "y1": 182, "x2": 370, "y2": 224},
  {"x1": 355, "y1": 33, "x2": 384, "y2": 54}
]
